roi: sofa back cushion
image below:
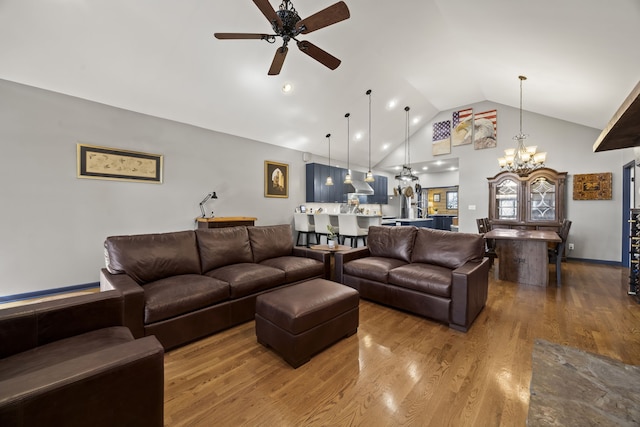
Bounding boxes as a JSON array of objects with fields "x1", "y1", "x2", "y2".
[
  {"x1": 196, "y1": 226, "x2": 253, "y2": 272},
  {"x1": 411, "y1": 228, "x2": 484, "y2": 269},
  {"x1": 367, "y1": 226, "x2": 417, "y2": 262},
  {"x1": 248, "y1": 224, "x2": 293, "y2": 263},
  {"x1": 104, "y1": 230, "x2": 201, "y2": 284}
]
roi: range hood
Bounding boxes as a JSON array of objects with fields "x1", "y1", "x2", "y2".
[{"x1": 347, "y1": 179, "x2": 374, "y2": 195}]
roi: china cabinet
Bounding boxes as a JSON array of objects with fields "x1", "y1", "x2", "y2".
[{"x1": 487, "y1": 168, "x2": 567, "y2": 231}]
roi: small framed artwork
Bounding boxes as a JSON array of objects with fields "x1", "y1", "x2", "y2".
[
  {"x1": 573, "y1": 172, "x2": 612, "y2": 200},
  {"x1": 265, "y1": 160, "x2": 289, "y2": 198},
  {"x1": 433, "y1": 193, "x2": 441, "y2": 202},
  {"x1": 77, "y1": 143, "x2": 163, "y2": 183}
]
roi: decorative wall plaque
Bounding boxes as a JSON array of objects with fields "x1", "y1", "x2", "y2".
[{"x1": 573, "y1": 172, "x2": 612, "y2": 200}]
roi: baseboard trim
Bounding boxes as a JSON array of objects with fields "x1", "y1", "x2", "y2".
[
  {"x1": 0, "y1": 282, "x2": 100, "y2": 304},
  {"x1": 566, "y1": 257, "x2": 621, "y2": 267}
]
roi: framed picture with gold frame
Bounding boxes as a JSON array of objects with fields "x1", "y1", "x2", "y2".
[
  {"x1": 264, "y1": 160, "x2": 288, "y2": 198},
  {"x1": 573, "y1": 172, "x2": 612, "y2": 200},
  {"x1": 77, "y1": 143, "x2": 163, "y2": 183}
]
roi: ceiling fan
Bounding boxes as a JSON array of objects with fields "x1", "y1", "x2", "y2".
[{"x1": 214, "y1": 0, "x2": 350, "y2": 75}]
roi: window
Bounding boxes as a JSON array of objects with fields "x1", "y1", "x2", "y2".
[{"x1": 446, "y1": 191, "x2": 458, "y2": 210}]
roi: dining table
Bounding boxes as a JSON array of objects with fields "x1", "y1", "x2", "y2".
[{"x1": 484, "y1": 228, "x2": 561, "y2": 286}]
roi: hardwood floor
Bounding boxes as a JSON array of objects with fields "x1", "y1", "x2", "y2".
[{"x1": 164, "y1": 261, "x2": 640, "y2": 426}]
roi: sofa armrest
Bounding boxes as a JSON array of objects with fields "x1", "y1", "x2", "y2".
[
  {"x1": 449, "y1": 258, "x2": 490, "y2": 332},
  {"x1": 100, "y1": 268, "x2": 146, "y2": 338},
  {"x1": 0, "y1": 336, "x2": 164, "y2": 427},
  {"x1": 292, "y1": 247, "x2": 331, "y2": 279},
  {"x1": 334, "y1": 247, "x2": 371, "y2": 284},
  {"x1": 0, "y1": 290, "x2": 123, "y2": 359}
]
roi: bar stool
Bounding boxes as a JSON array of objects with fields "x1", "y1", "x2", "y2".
[
  {"x1": 314, "y1": 214, "x2": 340, "y2": 244},
  {"x1": 294, "y1": 213, "x2": 318, "y2": 247},
  {"x1": 338, "y1": 215, "x2": 368, "y2": 248}
]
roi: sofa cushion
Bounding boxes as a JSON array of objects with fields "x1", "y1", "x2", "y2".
[
  {"x1": 343, "y1": 257, "x2": 408, "y2": 284},
  {"x1": 388, "y1": 264, "x2": 452, "y2": 298},
  {"x1": 367, "y1": 226, "x2": 417, "y2": 262},
  {"x1": 196, "y1": 226, "x2": 254, "y2": 272},
  {"x1": 0, "y1": 326, "x2": 133, "y2": 380},
  {"x1": 104, "y1": 231, "x2": 201, "y2": 284},
  {"x1": 205, "y1": 263, "x2": 286, "y2": 299},
  {"x1": 248, "y1": 224, "x2": 293, "y2": 263},
  {"x1": 142, "y1": 274, "x2": 230, "y2": 324},
  {"x1": 260, "y1": 256, "x2": 325, "y2": 283},
  {"x1": 411, "y1": 228, "x2": 484, "y2": 269}
]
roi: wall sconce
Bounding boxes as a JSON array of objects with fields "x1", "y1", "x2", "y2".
[{"x1": 199, "y1": 191, "x2": 218, "y2": 218}]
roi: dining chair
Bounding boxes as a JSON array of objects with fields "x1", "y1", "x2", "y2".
[
  {"x1": 477, "y1": 217, "x2": 497, "y2": 267},
  {"x1": 313, "y1": 214, "x2": 341, "y2": 244},
  {"x1": 338, "y1": 215, "x2": 368, "y2": 248},
  {"x1": 294, "y1": 213, "x2": 318, "y2": 247},
  {"x1": 549, "y1": 219, "x2": 572, "y2": 286}
]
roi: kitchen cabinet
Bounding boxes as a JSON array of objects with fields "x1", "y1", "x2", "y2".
[
  {"x1": 306, "y1": 163, "x2": 388, "y2": 203},
  {"x1": 487, "y1": 168, "x2": 567, "y2": 230},
  {"x1": 429, "y1": 215, "x2": 455, "y2": 231}
]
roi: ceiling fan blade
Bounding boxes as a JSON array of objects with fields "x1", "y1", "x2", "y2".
[
  {"x1": 297, "y1": 41, "x2": 341, "y2": 70},
  {"x1": 296, "y1": 1, "x2": 350, "y2": 34},
  {"x1": 253, "y1": 0, "x2": 283, "y2": 30},
  {"x1": 214, "y1": 33, "x2": 271, "y2": 40},
  {"x1": 268, "y1": 46, "x2": 288, "y2": 75}
]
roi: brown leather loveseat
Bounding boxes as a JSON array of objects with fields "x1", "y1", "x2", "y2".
[
  {"x1": 101, "y1": 224, "x2": 330, "y2": 349},
  {"x1": 335, "y1": 226, "x2": 490, "y2": 331},
  {"x1": 0, "y1": 290, "x2": 164, "y2": 427}
]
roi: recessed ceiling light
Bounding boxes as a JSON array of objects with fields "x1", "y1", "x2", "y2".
[
  {"x1": 412, "y1": 117, "x2": 421, "y2": 125},
  {"x1": 395, "y1": 166, "x2": 402, "y2": 170},
  {"x1": 422, "y1": 166, "x2": 428, "y2": 170},
  {"x1": 382, "y1": 143, "x2": 390, "y2": 150},
  {"x1": 435, "y1": 160, "x2": 444, "y2": 166},
  {"x1": 354, "y1": 132, "x2": 363, "y2": 141},
  {"x1": 387, "y1": 99, "x2": 397, "y2": 110},
  {"x1": 282, "y1": 83, "x2": 294, "y2": 93}
]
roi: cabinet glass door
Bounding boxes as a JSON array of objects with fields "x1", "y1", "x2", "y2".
[
  {"x1": 495, "y1": 179, "x2": 518, "y2": 220},
  {"x1": 529, "y1": 177, "x2": 556, "y2": 221}
]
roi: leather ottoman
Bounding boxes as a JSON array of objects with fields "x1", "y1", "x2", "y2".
[{"x1": 255, "y1": 278, "x2": 359, "y2": 368}]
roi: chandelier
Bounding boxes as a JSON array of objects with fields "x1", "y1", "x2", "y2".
[
  {"x1": 395, "y1": 106, "x2": 419, "y2": 182},
  {"x1": 497, "y1": 75, "x2": 547, "y2": 177}
]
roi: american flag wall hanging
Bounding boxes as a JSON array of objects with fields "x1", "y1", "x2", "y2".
[
  {"x1": 432, "y1": 120, "x2": 451, "y2": 156},
  {"x1": 473, "y1": 109, "x2": 497, "y2": 150},
  {"x1": 452, "y1": 108, "x2": 473, "y2": 146}
]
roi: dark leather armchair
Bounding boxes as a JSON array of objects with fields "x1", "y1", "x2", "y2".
[
  {"x1": 549, "y1": 219, "x2": 572, "y2": 286},
  {"x1": 0, "y1": 290, "x2": 164, "y2": 427}
]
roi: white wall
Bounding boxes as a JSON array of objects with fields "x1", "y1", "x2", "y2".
[
  {"x1": 378, "y1": 100, "x2": 634, "y2": 263},
  {"x1": 0, "y1": 79, "x2": 311, "y2": 297}
]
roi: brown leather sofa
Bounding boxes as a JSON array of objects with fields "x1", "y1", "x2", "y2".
[
  {"x1": 335, "y1": 226, "x2": 490, "y2": 332},
  {"x1": 0, "y1": 290, "x2": 164, "y2": 427},
  {"x1": 100, "y1": 224, "x2": 330, "y2": 350}
]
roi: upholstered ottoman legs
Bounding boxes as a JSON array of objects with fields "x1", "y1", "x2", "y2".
[{"x1": 255, "y1": 279, "x2": 359, "y2": 368}]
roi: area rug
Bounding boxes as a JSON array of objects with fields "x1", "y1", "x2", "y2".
[{"x1": 528, "y1": 339, "x2": 640, "y2": 426}]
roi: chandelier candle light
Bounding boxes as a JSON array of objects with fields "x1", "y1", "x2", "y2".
[{"x1": 497, "y1": 75, "x2": 547, "y2": 176}]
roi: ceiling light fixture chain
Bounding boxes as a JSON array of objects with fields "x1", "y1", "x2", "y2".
[
  {"x1": 344, "y1": 113, "x2": 352, "y2": 184},
  {"x1": 365, "y1": 89, "x2": 375, "y2": 183},
  {"x1": 497, "y1": 75, "x2": 547, "y2": 177}
]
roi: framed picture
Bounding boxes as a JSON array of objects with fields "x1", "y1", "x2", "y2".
[
  {"x1": 433, "y1": 193, "x2": 441, "y2": 202},
  {"x1": 573, "y1": 172, "x2": 612, "y2": 200},
  {"x1": 446, "y1": 191, "x2": 458, "y2": 209},
  {"x1": 77, "y1": 143, "x2": 163, "y2": 183},
  {"x1": 264, "y1": 160, "x2": 289, "y2": 198}
]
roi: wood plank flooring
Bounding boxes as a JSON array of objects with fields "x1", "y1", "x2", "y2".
[{"x1": 163, "y1": 261, "x2": 640, "y2": 426}]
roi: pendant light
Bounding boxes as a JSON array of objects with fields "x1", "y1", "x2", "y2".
[
  {"x1": 365, "y1": 89, "x2": 375, "y2": 183},
  {"x1": 394, "y1": 106, "x2": 419, "y2": 182},
  {"x1": 325, "y1": 133, "x2": 333, "y2": 186},
  {"x1": 344, "y1": 113, "x2": 352, "y2": 184}
]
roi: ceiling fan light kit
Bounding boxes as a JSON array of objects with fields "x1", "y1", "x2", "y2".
[{"x1": 214, "y1": 0, "x2": 350, "y2": 75}]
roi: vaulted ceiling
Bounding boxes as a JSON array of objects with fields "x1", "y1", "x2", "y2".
[{"x1": 1, "y1": 0, "x2": 638, "y2": 173}]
